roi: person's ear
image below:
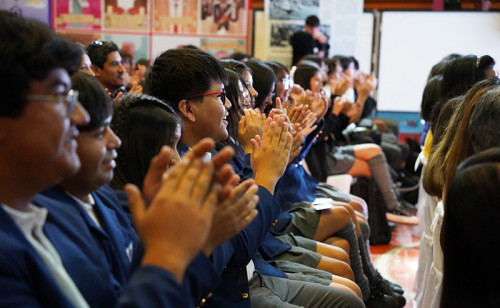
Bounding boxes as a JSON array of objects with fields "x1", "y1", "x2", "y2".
[
  {"x1": 178, "y1": 99, "x2": 196, "y2": 122},
  {"x1": 91, "y1": 65, "x2": 102, "y2": 77}
]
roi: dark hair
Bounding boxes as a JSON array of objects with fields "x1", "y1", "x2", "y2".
[
  {"x1": 226, "y1": 52, "x2": 252, "y2": 62},
  {"x1": 264, "y1": 60, "x2": 289, "y2": 76},
  {"x1": 0, "y1": 11, "x2": 81, "y2": 117},
  {"x1": 305, "y1": 15, "x2": 320, "y2": 27},
  {"x1": 293, "y1": 63, "x2": 319, "y2": 91},
  {"x1": 430, "y1": 54, "x2": 493, "y2": 132},
  {"x1": 468, "y1": 79, "x2": 500, "y2": 153},
  {"x1": 221, "y1": 69, "x2": 247, "y2": 152},
  {"x1": 70, "y1": 72, "x2": 112, "y2": 131},
  {"x1": 424, "y1": 78, "x2": 499, "y2": 197},
  {"x1": 119, "y1": 49, "x2": 133, "y2": 67},
  {"x1": 143, "y1": 48, "x2": 227, "y2": 113},
  {"x1": 420, "y1": 75, "x2": 443, "y2": 121},
  {"x1": 135, "y1": 58, "x2": 150, "y2": 68},
  {"x1": 440, "y1": 149, "x2": 500, "y2": 307},
  {"x1": 325, "y1": 57, "x2": 340, "y2": 77},
  {"x1": 350, "y1": 56, "x2": 359, "y2": 71},
  {"x1": 428, "y1": 53, "x2": 461, "y2": 79},
  {"x1": 300, "y1": 54, "x2": 324, "y2": 68},
  {"x1": 245, "y1": 60, "x2": 277, "y2": 111},
  {"x1": 220, "y1": 58, "x2": 251, "y2": 77},
  {"x1": 85, "y1": 40, "x2": 120, "y2": 69},
  {"x1": 111, "y1": 94, "x2": 181, "y2": 189}
]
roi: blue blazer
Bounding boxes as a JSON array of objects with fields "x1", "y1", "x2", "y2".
[
  {"x1": 31, "y1": 185, "x2": 211, "y2": 307},
  {"x1": 0, "y1": 200, "x2": 193, "y2": 307}
]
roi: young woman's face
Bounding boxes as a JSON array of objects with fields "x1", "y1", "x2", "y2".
[
  {"x1": 237, "y1": 80, "x2": 253, "y2": 111},
  {"x1": 310, "y1": 71, "x2": 323, "y2": 93}
]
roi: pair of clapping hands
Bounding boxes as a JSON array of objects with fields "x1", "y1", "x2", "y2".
[{"x1": 125, "y1": 139, "x2": 260, "y2": 283}]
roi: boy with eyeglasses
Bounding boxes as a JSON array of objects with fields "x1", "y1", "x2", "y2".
[{"x1": 0, "y1": 11, "x2": 232, "y2": 307}]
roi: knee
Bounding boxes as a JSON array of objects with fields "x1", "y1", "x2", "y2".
[
  {"x1": 329, "y1": 237, "x2": 350, "y2": 254},
  {"x1": 332, "y1": 206, "x2": 351, "y2": 226}
]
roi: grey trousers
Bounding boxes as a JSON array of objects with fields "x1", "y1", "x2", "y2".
[{"x1": 249, "y1": 273, "x2": 365, "y2": 308}]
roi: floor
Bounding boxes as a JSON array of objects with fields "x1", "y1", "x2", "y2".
[{"x1": 370, "y1": 223, "x2": 420, "y2": 308}]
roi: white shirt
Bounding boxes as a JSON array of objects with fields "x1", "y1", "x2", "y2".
[{"x1": 1, "y1": 203, "x2": 89, "y2": 308}]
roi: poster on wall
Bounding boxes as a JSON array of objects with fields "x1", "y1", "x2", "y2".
[
  {"x1": 268, "y1": 0, "x2": 318, "y2": 21},
  {"x1": 262, "y1": 0, "x2": 363, "y2": 67},
  {"x1": 152, "y1": 35, "x2": 200, "y2": 58},
  {"x1": 153, "y1": 0, "x2": 198, "y2": 34},
  {"x1": 103, "y1": 0, "x2": 149, "y2": 31},
  {"x1": 56, "y1": 31, "x2": 101, "y2": 46},
  {"x1": 54, "y1": 0, "x2": 102, "y2": 30},
  {"x1": 199, "y1": 0, "x2": 247, "y2": 35},
  {"x1": 103, "y1": 33, "x2": 149, "y2": 61},
  {"x1": 0, "y1": 0, "x2": 50, "y2": 24},
  {"x1": 200, "y1": 37, "x2": 245, "y2": 59}
]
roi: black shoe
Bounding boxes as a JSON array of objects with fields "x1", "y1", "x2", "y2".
[
  {"x1": 365, "y1": 291, "x2": 404, "y2": 308},
  {"x1": 372, "y1": 279, "x2": 406, "y2": 307},
  {"x1": 375, "y1": 270, "x2": 404, "y2": 295}
]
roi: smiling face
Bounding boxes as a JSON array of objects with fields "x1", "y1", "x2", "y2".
[
  {"x1": 242, "y1": 70, "x2": 258, "y2": 108},
  {"x1": 62, "y1": 116, "x2": 121, "y2": 197},
  {"x1": 0, "y1": 68, "x2": 89, "y2": 196},
  {"x1": 93, "y1": 51, "x2": 125, "y2": 92},
  {"x1": 310, "y1": 71, "x2": 323, "y2": 93},
  {"x1": 181, "y1": 79, "x2": 231, "y2": 145}
]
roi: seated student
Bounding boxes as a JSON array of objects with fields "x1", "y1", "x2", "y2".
[
  {"x1": 0, "y1": 12, "x2": 248, "y2": 307},
  {"x1": 143, "y1": 47, "x2": 365, "y2": 308},
  {"x1": 34, "y1": 72, "x2": 255, "y2": 307},
  {"x1": 296, "y1": 62, "x2": 410, "y2": 217},
  {"x1": 222, "y1": 68, "x2": 362, "y2": 298},
  {"x1": 222, "y1": 62, "x2": 405, "y2": 307},
  {"x1": 0, "y1": 11, "x2": 90, "y2": 307},
  {"x1": 441, "y1": 147, "x2": 500, "y2": 308}
]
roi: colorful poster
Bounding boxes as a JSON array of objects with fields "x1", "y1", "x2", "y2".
[
  {"x1": 56, "y1": 31, "x2": 102, "y2": 46},
  {"x1": 199, "y1": 0, "x2": 246, "y2": 35},
  {"x1": 152, "y1": 35, "x2": 200, "y2": 58},
  {"x1": 153, "y1": 0, "x2": 198, "y2": 34},
  {"x1": 103, "y1": 33, "x2": 150, "y2": 61},
  {"x1": 0, "y1": 0, "x2": 50, "y2": 24},
  {"x1": 200, "y1": 38, "x2": 245, "y2": 59},
  {"x1": 54, "y1": 0, "x2": 102, "y2": 30},
  {"x1": 103, "y1": 0, "x2": 148, "y2": 31}
]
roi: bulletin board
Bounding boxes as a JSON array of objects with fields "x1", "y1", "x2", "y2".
[{"x1": 0, "y1": 0, "x2": 250, "y2": 63}]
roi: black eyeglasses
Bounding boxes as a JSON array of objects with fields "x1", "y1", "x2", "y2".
[
  {"x1": 189, "y1": 90, "x2": 226, "y2": 104},
  {"x1": 25, "y1": 89, "x2": 78, "y2": 117},
  {"x1": 91, "y1": 40, "x2": 104, "y2": 46}
]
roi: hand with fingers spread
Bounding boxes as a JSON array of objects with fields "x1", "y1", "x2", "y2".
[
  {"x1": 238, "y1": 108, "x2": 266, "y2": 154},
  {"x1": 202, "y1": 178, "x2": 259, "y2": 256},
  {"x1": 332, "y1": 73, "x2": 352, "y2": 96},
  {"x1": 309, "y1": 91, "x2": 328, "y2": 120},
  {"x1": 268, "y1": 97, "x2": 291, "y2": 124},
  {"x1": 250, "y1": 116, "x2": 293, "y2": 194},
  {"x1": 289, "y1": 124, "x2": 304, "y2": 163},
  {"x1": 300, "y1": 111, "x2": 318, "y2": 138},
  {"x1": 125, "y1": 155, "x2": 218, "y2": 283},
  {"x1": 287, "y1": 104, "x2": 309, "y2": 126},
  {"x1": 142, "y1": 138, "x2": 235, "y2": 204}
]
